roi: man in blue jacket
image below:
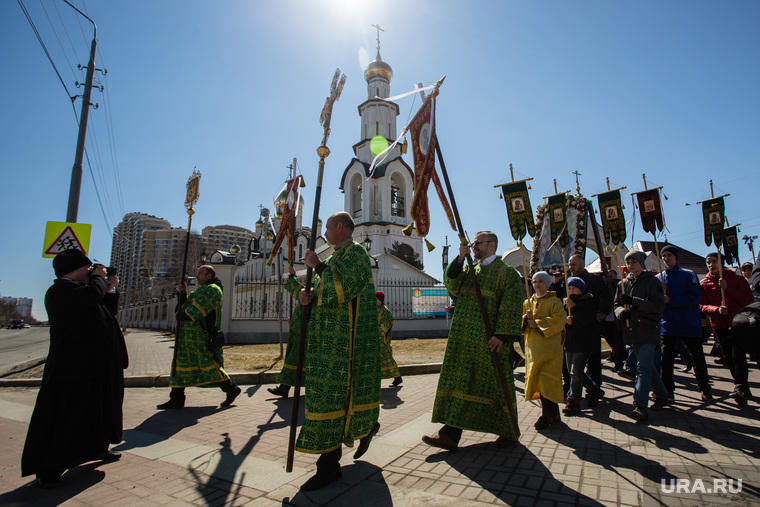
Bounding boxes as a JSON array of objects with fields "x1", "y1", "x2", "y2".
[{"x1": 657, "y1": 246, "x2": 711, "y2": 401}]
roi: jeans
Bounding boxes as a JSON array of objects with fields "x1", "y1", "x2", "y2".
[
  {"x1": 565, "y1": 351, "x2": 599, "y2": 399},
  {"x1": 661, "y1": 335, "x2": 710, "y2": 394},
  {"x1": 633, "y1": 343, "x2": 669, "y2": 406},
  {"x1": 715, "y1": 328, "x2": 749, "y2": 391}
]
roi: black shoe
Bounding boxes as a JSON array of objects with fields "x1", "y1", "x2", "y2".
[
  {"x1": 650, "y1": 397, "x2": 668, "y2": 411},
  {"x1": 586, "y1": 389, "x2": 604, "y2": 408},
  {"x1": 300, "y1": 468, "x2": 342, "y2": 492},
  {"x1": 267, "y1": 385, "x2": 290, "y2": 398},
  {"x1": 629, "y1": 404, "x2": 648, "y2": 422},
  {"x1": 354, "y1": 422, "x2": 380, "y2": 459},
  {"x1": 36, "y1": 473, "x2": 63, "y2": 488},
  {"x1": 99, "y1": 450, "x2": 122, "y2": 463},
  {"x1": 221, "y1": 386, "x2": 242, "y2": 407},
  {"x1": 534, "y1": 415, "x2": 561, "y2": 431},
  {"x1": 731, "y1": 388, "x2": 748, "y2": 407},
  {"x1": 617, "y1": 370, "x2": 636, "y2": 381},
  {"x1": 391, "y1": 376, "x2": 403, "y2": 387},
  {"x1": 157, "y1": 397, "x2": 185, "y2": 409},
  {"x1": 681, "y1": 364, "x2": 693, "y2": 373},
  {"x1": 701, "y1": 390, "x2": 713, "y2": 402}
]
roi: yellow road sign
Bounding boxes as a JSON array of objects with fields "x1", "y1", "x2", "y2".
[{"x1": 43, "y1": 221, "x2": 91, "y2": 258}]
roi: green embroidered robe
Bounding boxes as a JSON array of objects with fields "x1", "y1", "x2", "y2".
[
  {"x1": 170, "y1": 283, "x2": 230, "y2": 387},
  {"x1": 432, "y1": 258, "x2": 523, "y2": 438},
  {"x1": 378, "y1": 304, "x2": 400, "y2": 379},
  {"x1": 296, "y1": 241, "x2": 381, "y2": 454},
  {"x1": 276, "y1": 276, "x2": 304, "y2": 386}
]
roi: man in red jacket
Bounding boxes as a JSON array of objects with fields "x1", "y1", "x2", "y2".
[{"x1": 699, "y1": 252, "x2": 754, "y2": 405}]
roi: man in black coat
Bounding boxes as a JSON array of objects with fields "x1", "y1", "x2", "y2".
[
  {"x1": 568, "y1": 254, "x2": 612, "y2": 405},
  {"x1": 21, "y1": 249, "x2": 128, "y2": 487}
]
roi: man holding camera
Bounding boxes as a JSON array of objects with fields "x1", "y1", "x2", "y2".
[{"x1": 21, "y1": 249, "x2": 128, "y2": 487}]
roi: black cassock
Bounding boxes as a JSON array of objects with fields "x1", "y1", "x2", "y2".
[{"x1": 21, "y1": 275, "x2": 128, "y2": 477}]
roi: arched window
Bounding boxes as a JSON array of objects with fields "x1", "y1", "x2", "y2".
[
  {"x1": 351, "y1": 173, "x2": 363, "y2": 218},
  {"x1": 390, "y1": 172, "x2": 406, "y2": 218}
]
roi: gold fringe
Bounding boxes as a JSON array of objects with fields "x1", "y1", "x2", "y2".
[
  {"x1": 425, "y1": 238, "x2": 435, "y2": 252},
  {"x1": 402, "y1": 223, "x2": 414, "y2": 236}
]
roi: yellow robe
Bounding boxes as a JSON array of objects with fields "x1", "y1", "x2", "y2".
[{"x1": 522, "y1": 292, "x2": 566, "y2": 404}]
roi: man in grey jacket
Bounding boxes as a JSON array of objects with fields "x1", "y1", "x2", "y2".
[{"x1": 613, "y1": 250, "x2": 668, "y2": 423}]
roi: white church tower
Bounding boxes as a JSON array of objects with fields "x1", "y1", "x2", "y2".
[{"x1": 339, "y1": 30, "x2": 422, "y2": 264}]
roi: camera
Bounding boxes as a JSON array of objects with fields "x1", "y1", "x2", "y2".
[{"x1": 91, "y1": 263, "x2": 117, "y2": 276}]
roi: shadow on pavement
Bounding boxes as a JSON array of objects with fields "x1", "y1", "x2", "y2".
[
  {"x1": 427, "y1": 442, "x2": 605, "y2": 506},
  {"x1": 283, "y1": 462, "x2": 391, "y2": 507},
  {"x1": 0, "y1": 462, "x2": 105, "y2": 507},
  {"x1": 380, "y1": 386, "x2": 404, "y2": 410}
]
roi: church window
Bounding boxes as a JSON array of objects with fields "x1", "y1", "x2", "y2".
[
  {"x1": 391, "y1": 185, "x2": 404, "y2": 217},
  {"x1": 351, "y1": 174, "x2": 363, "y2": 218},
  {"x1": 375, "y1": 121, "x2": 380, "y2": 136}
]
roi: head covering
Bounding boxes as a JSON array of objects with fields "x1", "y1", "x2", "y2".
[
  {"x1": 624, "y1": 250, "x2": 647, "y2": 270},
  {"x1": 660, "y1": 245, "x2": 679, "y2": 260},
  {"x1": 375, "y1": 291, "x2": 385, "y2": 304},
  {"x1": 567, "y1": 276, "x2": 586, "y2": 292},
  {"x1": 705, "y1": 251, "x2": 722, "y2": 263},
  {"x1": 53, "y1": 249, "x2": 92, "y2": 278},
  {"x1": 532, "y1": 271, "x2": 552, "y2": 287}
]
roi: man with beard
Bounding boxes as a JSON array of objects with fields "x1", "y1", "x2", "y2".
[{"x1": 423, "y1": 231, "x2": 523, "y2": 451}]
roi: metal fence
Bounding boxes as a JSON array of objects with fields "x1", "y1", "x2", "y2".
[{"x1": 231, "y1": 272, "x2": 445, "y2": 320}]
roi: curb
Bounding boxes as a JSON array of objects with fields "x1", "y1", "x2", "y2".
[{"x1": 0, "y1": 363, "x2": 443, "y2": 388}]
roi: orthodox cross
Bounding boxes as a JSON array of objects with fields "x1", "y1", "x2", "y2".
[
  {"x1": 371, "y1": 23, "x2": 384, "y2": 51},
  {"x1": 572, "y1": 170, "x2": 581, "y2": 193},
  {"x1": 319, "y1": 69, "x2": 346, "y2": 147}
]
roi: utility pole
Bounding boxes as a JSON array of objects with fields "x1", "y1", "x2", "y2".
[{"x1": 65, "y1": 2, "x2": 98, "y2": 223}]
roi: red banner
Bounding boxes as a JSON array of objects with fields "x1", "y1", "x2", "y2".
[
  {"x1": 268, "y1": 176, "x2": 301, "y2": 265},
  {"x1": 635, "y1": 189, "x2": 664, "y2": 234},
  {"x1": 408, "y1": 96, "x2": 455, "y2": 237}
]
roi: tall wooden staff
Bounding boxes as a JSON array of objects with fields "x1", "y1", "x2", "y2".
[
  {"x1": 592, "y1": 177, "x2": 628, "y2": 324},
  {"x1": 427, "y1": 105, "x2": 519, "y2": 436},
  {"x1": 172, "y1": 169, "x2": 201, "y2": 375},
  {"x1": 695, "y1": 179, "x2": 730, "y2": 309},
  {"x1": 286, "y1": 69, "x2": 346, "y2": 473},
  {"x1": 542, "y1": 182, "x2": 572, "y2": 313},
  {"x1": 493, "y1": 163, "x2": 534, "y2": 299}
]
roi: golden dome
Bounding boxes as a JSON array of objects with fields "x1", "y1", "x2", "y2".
[
  {"x1": 364, "y1": 49, "x2": 393, "y2": 83},
  {"x1": 255, "y1": 219, "x2": 264, "y2": 229},
  {"x1": 230, "y1": 242, "x2": 241, "y2": 254}
]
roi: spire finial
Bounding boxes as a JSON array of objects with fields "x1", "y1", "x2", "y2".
[{"x1": 371, "y1": 24, "x2": 384, "y2": 56}]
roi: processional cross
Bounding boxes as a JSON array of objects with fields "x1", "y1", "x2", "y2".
[{"x1": 319, "y1": 69, "x2": 346, "y2": 147}]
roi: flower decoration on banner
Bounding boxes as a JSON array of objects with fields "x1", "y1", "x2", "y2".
[{"x1": 529, "y1": 194, "x2": 588, "y2": 275}]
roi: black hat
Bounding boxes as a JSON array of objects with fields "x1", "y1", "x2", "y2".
[
  {"x1": 53, "y1": 249, "x2": 92, "y2": 278},
  {"x1": 660, "y1": 245, "x2": 679, "y2": 260}
]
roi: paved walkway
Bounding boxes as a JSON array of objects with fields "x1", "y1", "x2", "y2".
[{"x1": 0, "y1": 330, "x2": 758, "y2": 506}]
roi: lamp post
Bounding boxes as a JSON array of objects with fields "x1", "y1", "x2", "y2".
[
  {"x1": 200, "y1": 252, "x2": 208, "y2": 264},
  {"x1": 362, "y1": 234, "x2": 372, "y2": 253}
]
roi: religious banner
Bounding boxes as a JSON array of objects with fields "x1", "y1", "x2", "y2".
[
  {"x1": 722, "y1": 225, "x2": 740, "y2": 266},
  {"x1": 530, "y1": 194, "x2": 588, "y2": 274},
  {"x1": 407, "y1": 95, "x2": 455, "y2": 238},
  {"x1": 597, "y1": 190, "x2": 626, "y2": 246},
  {"x1": 701, "y1": 197, "x2": 725, "y2": 247},
  {"x1": 635, "y1": 189, "x2": 664, "y2": 234},
  {"x1": 547, "y1": 193, "x2": 570, "y2": 248},
  {"x1": 268, "y1": 175, "x2": 302, "y2": 265},
  {"x1": 500, "y1": 181, "x2": 536, "y2": 241},
  {"x1": 441, "y1": 245, "x2": 449, "y2": 270}
]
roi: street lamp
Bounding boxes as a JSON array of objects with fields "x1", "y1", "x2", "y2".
[
  {"x1": 200, "y1": 252, "x2": 208, "y2": 264},
  {"x1": 362, "y1": 234, "x2": 372, "y2": 253}
]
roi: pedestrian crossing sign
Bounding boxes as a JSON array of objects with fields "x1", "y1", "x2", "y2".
[{"x1": 43, "y1": 221, "x2": 91, "y2": 258}]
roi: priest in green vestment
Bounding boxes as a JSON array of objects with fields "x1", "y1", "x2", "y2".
[
  {"x1": 423, "y1": 231, "x2": 523, "y2": 452},
  {"x1": 156, "y1": 265, "x2": 241, "y2": 409},
  {"x1": 296, "y1": 212, "x2": 381, "y2": 491}
]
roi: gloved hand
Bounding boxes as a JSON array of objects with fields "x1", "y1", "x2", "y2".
[
  {"x1": 619, "y1": 293, "x2": 633, "y2": 305},
  {"x1": 619, "y1": 309, "x2": 631, "y2": 321}
]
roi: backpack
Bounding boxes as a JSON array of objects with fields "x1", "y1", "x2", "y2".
[{"x1": 732, "y1": 302, "x2": 760, "y2": 356}]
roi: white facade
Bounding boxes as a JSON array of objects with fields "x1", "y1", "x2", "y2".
[{"x1": 339, "y1": 46, "x2": 422, "y2": 262}]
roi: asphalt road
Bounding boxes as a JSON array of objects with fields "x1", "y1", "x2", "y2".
[{"x1": 0, "y1": 327, "x2": 49, "y2": 372}]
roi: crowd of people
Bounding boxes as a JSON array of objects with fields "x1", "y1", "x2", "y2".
[{"x1": 22, "y1": 224, "x2": 759, "y2": 494}]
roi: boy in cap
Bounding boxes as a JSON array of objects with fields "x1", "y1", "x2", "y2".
[
  {"x1": 563, "y1": 276, "x2": 604, "y2": 415},
  {"x1": 613, "y1": 250, "x2": 668, "y2": 422}
]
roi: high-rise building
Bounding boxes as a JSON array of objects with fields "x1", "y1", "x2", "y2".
[
  {"x1": 201, "y1": 225, "x2": 254, "y2": 260},
  {"x1": 111, "y1": 212, "x2": 171, "y2": 302}
]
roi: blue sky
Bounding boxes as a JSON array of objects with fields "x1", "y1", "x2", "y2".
[{"x1": 2, "y1": 1, "x2": 758, "y2": 321}]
